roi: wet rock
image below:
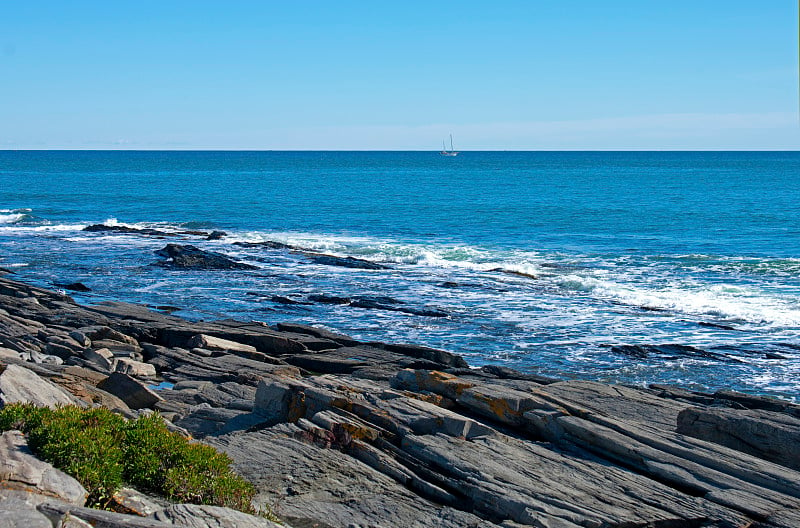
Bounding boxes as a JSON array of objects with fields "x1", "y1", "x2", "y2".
[
  {"x1": 698, "y1": 321, "x2": 738, "y2": 331},
  {"x1": 233, "y1": 240, "x2": 299, "y2": 251},
  {"x1": 307, "y1": 254, "x2": 390, "y2": 270},
  {"x1": 275, "y1": 323, "x2": 360, "y2": 347},
  {"x1": 154, "y1": 244, "x2": 258, "y2": 270},
  {"x1": 205, "y1": 230, "x2": 227, "y2": 240},
  {"x1": 270, "y1": 295, "x2": 312, "y2": 306},
  {"x1": 53, "y1": 282, "x2": 91, "y2": 292},
  {"x1": 479, "y1": 364, "x2": 559, "y2": 384},
  {"x1": 83, "y1": 224, "x2": 169, "y2": 236},
  {"x1": 610, "y1": 343, "x2": 742, "y2": 362},
  {"x1": 490, "y1": 267, "x2": 537, "y2": 280},
  {"x1": 308, "y1": 294, "x2": 351, "y2": 305},
  {"x1": 383, "y1": 343, "x2": 468, "y2": 369}
]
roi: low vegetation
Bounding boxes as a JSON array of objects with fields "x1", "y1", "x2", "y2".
[{"x1": 0, "y1": 403, "x2": 258, "y2": 514}]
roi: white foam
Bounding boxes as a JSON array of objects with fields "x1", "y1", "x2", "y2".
[
  {"x1": 557, "y1": 273, "x2": 800, "y2": 328},
  {"x1": 0, "y1": 223, "x2": 87, "y2": 233},
  {"x1": 0, "y1": 214, "x2": 26, "y2": 224}
]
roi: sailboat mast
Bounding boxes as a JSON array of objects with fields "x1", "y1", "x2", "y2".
[{"x1": 450, "y1": 134, "x2": 454, "y2": 151}]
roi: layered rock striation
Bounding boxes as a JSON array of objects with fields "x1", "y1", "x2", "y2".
[{"x1": 0, "y1": 274, "x2": 799, "y2": 527}]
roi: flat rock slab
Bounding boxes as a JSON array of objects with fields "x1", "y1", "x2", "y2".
[
  {"x1": 678, "y1": 406, "x2": 800, "y2": 471},
  {"x1": 152, "y1": 504, "x2": 283, "y2": 528},
  {"x1": 186, "y1": 334, "x2": 258, "y2": 354},
  {"x1": 0, "y1": 489, "x2": 56, "y2": 528},
  {"x1": 210, "y1": 425, "x2": 495, "y2": 528},
  {"x1": 0, "y1": 363, "x2": 78, "y2": 407}
]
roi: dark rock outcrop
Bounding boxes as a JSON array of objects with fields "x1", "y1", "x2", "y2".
[
  {"x1": 84, "y1": 224, "x2": 169, "y2": 236},
  {"x1": 154, "y1": 244, "x2": 258, "y2": 270},
  {"x1": 53, "y1": 282, "x2": 91, "y2": 292},
  {"x1": 307, "y1": 254, "x2": 390, "y2": 270},
  {"x1": 611, "y1": 343, "x2": 742, "y2": 362},
  {"x1": 205, "y1": 230, "x2": 227, "y2": 240}
]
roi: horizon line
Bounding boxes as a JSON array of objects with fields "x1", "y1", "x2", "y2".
[{"x1": 2, "y1": 148, "x2": 799, "y2": 153}]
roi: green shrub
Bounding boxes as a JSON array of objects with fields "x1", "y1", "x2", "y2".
[{"x1": 0, "y1": 404, "x2": 258, "y2": 514}]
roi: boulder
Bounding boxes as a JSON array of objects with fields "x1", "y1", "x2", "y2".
[
  {"x1": 97, "y1": 372, "x2": 163, "y2": 410},
  {"x1": 0, "y1": 430, "x2": 87, "y2": 505},
  {"x1": 186, "y1": 334, "x2": 258, "y2": 355},
  {"x1": 206, "y1": 230, "x2": 227, "y2": 240},
  {"x1": 0, "y1": 364, "x2": 77, "y2": 407},
  {"x1": 112, "y1": 357, "x2": 157, "y2": 378},
  {"x1": 81, "y1": 347, "x2": 114, "y2": 370},
  {"x1": 53, "y1": 282, "x2": 91, "y2": 293}
]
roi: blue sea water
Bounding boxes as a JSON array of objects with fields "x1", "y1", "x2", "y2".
[{"x1": 1, "y1": 151, "x2": 799, "y2": 400}]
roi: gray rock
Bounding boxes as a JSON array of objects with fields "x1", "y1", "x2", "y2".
[
  {"x1": 113, "y1": 357, "x2": 157, "y2": 378},
  {"x1": 154, "y1": 244, "x2": 258, "y2": 270},
  {"x1": 0, "y1": 431, "x2": 87, "y2": 505},
  {"x1": 37, "y1": 501, "x2": 174, "y2": 527},
  {"x1": 0, "y1": 364, "x2": 77, "y2": 407},
  {"x1": 97, "y1": 372, "x2": 163, "y2": 409},
  {"x1": 152, "y1": 504, "x2": 283, "y2": 527},
  {"x1": 112, "y1": 487, "x2": 170, "y2": 517},
  {"x1": 81, "y1": 347, "x2": 114, "y2": 370},
  {"x1": 678, "y1": 406, "x2": 800, "y2": 471},
  {"x1": 0, "y1": 489, "x2": 55, "y2": 528},
  {"x1": 187, "y1": 334, "x2": 257, "y2": 354},
  {"x1": 68, "y1": 330, "x2": 92, "y2": 348}
]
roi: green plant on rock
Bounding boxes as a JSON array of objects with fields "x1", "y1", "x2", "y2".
[{"x1": 0, "y1": 403, "x2": 259, "y2": 514}]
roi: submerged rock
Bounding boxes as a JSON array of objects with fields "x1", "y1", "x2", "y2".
[
  {"x1": 307, "y1": 254, "x2": 390, "y2": 270},
  {"x1": 205, "y1": 230, "x2": 227, "y2": 241},
  {"x1": 233, "y1": 240, "x2": 300, "y2": 251},
  {"x1": 610, "y1": 343, "x2": 742, "y2": 362},
  {"x1": 84, "y1": 224, "x2": 169, "y2": 236},
  {"x1": 154, "y1": 244, "x2": 258, "y2": 270},
  {"x1": 53, "y1": 282, "x2": 91, "y2": 292}
]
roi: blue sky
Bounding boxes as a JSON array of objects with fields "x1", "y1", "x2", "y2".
[{"x1": 1, "y1": 1, "x2": 797, "y2": 150}]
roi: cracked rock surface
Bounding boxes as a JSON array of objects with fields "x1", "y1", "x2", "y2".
[{"x1": 1, "y1": 274, "x2": 800, "y2": 528}]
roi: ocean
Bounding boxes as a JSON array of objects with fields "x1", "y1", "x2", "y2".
[{"x1": 1, "y1": 150, "x2": 799, "y2": 400}]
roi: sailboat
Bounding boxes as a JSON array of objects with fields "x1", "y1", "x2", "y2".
[{"x1": 440, "y1": 134, "x2": 459, "y2": 156}]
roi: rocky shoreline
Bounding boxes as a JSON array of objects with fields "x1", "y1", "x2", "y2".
[{"x1": 1, "y1": 272, "x2": 800, "y2": 527}]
